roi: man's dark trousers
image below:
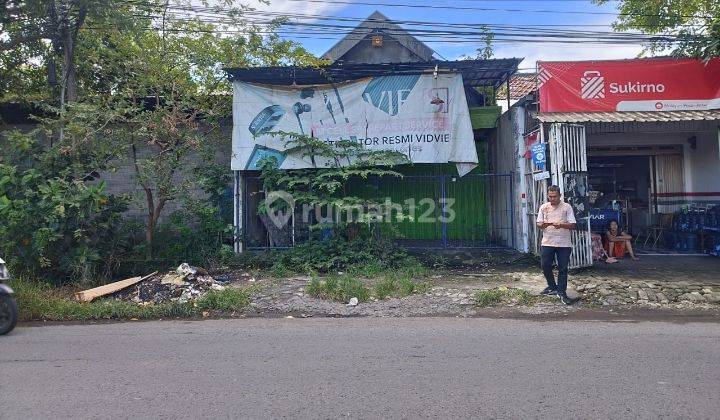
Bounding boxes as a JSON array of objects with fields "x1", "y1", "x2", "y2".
[{"x1": 540, "y1": 246, "x2": 572, "y2": 293}]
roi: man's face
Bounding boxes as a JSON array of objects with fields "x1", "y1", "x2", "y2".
[{"x1": 548, "y1": 190, "x2": 561, "y2": 205}]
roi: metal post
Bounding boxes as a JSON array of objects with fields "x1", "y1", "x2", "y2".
[
  {"x1": 509, "y1": 171, "x2": 515, "y2": 250},
  {"x1": 233, "y1": 171, "x2": 244, "y2": 253},
  {"x1": 506, "y1": 78, "x2": 511, "y2": 111},
  {"x1": 440, "y1": 175, "x2": 447, "y2": 248}
]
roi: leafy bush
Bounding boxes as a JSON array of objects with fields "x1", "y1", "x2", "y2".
[
  {"x1": 143, "y1": 200, "x2": 233, "y2": 268},
  {"x1": 0, "y1": 109, "x2": 130, "y2": 285}
]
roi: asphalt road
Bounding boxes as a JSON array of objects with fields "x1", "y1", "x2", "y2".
[{"x1": 2, "y1": 318, "x2": 719, "y2": 419}]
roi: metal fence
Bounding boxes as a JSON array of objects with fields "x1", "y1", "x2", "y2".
[{"x1": 242, "y1": 173, "x2": 514, "y2": 250}]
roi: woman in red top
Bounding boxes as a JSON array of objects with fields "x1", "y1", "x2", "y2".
[{"x1": 605, "y1": 220, "x2": 639, "y2": 260}]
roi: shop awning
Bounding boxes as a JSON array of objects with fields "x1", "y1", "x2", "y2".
[{"x1": 537, "y1": 110, "x2": 720, "y2": 123}]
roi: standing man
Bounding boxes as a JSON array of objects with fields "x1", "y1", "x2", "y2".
[{"x1": 536, "y1": 185, "x2": 577, "y2": 305}]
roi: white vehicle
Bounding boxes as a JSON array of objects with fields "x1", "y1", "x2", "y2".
[{"x1": 0, "y1": 257, "x2": 18, "y2": 335}]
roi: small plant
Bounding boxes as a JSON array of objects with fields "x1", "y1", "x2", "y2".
[
  {"x1": 474, "y1": 287, "x2": 540, "y2": 307},
  {"x1": 196, "y1": 288, "x2": 250, "y2": 312},
  {"x1": 474, "y1": 288, "x2": 505, "y2": 307},
  {"x1": 305, "y1": 274, "x2": 370, "y2": 303}
]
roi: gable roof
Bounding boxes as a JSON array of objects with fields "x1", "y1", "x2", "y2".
[{"x1": 321, "y1": 11, "x2": 435, "y2": 63}]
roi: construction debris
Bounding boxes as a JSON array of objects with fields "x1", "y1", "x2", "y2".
[
  {"x1": 75, "y1": 272, "x2": 158, "y2": 302},
  {"x1": 111, "y1": 264, "x2": 227, "y2": 304}
]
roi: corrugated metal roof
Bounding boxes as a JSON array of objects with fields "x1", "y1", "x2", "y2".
[
  {"x1": 537, "y1": 110, "x2": 720, "y2": 123},
  {"x1": 226, "y1": 58, "x2": 522, "y2": 88}
]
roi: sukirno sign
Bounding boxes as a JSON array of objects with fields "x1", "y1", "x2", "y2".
[{"x1": 231, "y1": 73, "x2": 478, "y2": 175}]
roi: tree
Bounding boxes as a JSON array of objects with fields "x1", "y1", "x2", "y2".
[
  {"x1": 0, "y1": 0, "x2": 157, "y2": 102},
  {"x1": 595, "y1": 0, "x2": 720, "y2": 59},
  {"x1": 2, "y1": 1, "x2": 323, "y2": 271},
  {"x1": 114, "y1": 9, "x2": 319, "y2": 259},
  {"x1": 460, "y1": 26, "x2": 494, "y2": 60}
]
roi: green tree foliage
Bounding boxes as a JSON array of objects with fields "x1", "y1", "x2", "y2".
[
  {"x1": 0, "y1": 103, "x2": 130, "y2": 284},
  {"x1": 1, "y1": 1, "x2": 322, "y2": 280},
  {"x1": 595, "y1": 0, "x2": 720, "y2": 59}
]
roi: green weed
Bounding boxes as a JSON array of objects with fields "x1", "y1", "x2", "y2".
[
  {"x1": 196, "y1": 288, "x2": 250, "y2": 311},
  {"x1": 304, "y1": 275, "x2": 370, "y2": 303},
  {"x1": 10, "y1": 278, "x2": 250, "y2": 321},
  {"x1": 474, "y1": 287, "x2": 540, "y2": 307}
]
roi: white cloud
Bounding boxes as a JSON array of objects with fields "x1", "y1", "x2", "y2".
[
  {"x1": 249, "y1": 0, "x2": 346, "y2": 19},
  {"x1": 493, "y1": 43, "x2": 644, "y2": 71}
]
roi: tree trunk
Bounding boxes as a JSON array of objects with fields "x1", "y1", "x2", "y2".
[{"x1": 144, "y1": 187, "x2": 155, "y2": 260}]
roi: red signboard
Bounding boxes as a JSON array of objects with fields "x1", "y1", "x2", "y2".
[{"x1": 538, "y1": 58, "x2": 720, "y2": 113}]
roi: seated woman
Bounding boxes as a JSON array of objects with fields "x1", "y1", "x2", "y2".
[{"x1": 604, "y1": 220, "x2": 639, "y2": 261}]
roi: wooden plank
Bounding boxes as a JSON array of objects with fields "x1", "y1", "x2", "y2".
[{"x1": 74, "y1": 272, "x2": 158, "y2": 302}]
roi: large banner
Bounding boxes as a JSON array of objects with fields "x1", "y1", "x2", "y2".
[
  {"x1": 538, "y1": 58, "x2": 720, "y2": 113},
  {"x1": 231, "y1": 73, "x2": 478, "y2": 175}
]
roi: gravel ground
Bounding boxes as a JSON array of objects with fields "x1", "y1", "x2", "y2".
[{"x1": 221, "y1": 256, "x2": 720, "y2": 318}]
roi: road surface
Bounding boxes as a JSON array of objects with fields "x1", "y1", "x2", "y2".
[{"x1": 2, "y1": 318, "x2": 719, "y2": 419}]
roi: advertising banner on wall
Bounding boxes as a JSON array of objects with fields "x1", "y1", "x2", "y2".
[
  {"x1": 231, "y1": 73, "x2": 478, "y2": 175},
  {"x1": 538, "y1": 58, "x2": 720, "y2": 113}
]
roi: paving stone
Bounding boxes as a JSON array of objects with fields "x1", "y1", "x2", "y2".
[{"x1": 705, "y1": 292, "x2": 720, "y2": 304}]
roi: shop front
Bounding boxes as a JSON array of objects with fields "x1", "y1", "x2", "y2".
[{"x1": 493, "y1": 58, "x2": 720, "y2": 267}]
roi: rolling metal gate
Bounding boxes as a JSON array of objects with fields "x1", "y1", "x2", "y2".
[{"x1": 238, "y1": 173, "x2": 515, "y2": 250}]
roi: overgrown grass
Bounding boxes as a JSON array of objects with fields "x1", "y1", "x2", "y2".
[
  {"x1": 306, "y1": 275, "x2": 370, "y2": 303},
  {"x1": 306, "y1": 269, "x2": 430, "y2": 303},
  {"x1": 373, "y1": 275, "x2": 430, "y2": 300},
  {"x1": 9, "y1": 279, "x2": 250, "y2": 321},
  {"x1": 474, "y1": 287, "x2": 539, "y2": 308}
]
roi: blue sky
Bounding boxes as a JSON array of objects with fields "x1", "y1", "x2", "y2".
[{"x1": 256, "y1": 0, "x2": 644, "y2": 69}]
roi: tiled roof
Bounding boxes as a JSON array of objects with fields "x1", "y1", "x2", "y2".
[
  {"x1": 496, "y1": 73, "x2": 537, "y2": 100},
  {"x1": 537, "y1": 110, "x2": 720, "y2": 123}
]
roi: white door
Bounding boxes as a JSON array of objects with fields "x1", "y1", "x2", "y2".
[{"x1": 548, "y1": 123, "x2": 593, "y2": 269}]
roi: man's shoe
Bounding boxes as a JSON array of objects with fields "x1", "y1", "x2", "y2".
[
  {"x1": 558, "y1": 293, "x2": 576, "y2": 305},
  {"x1": 540, "y1": 287, "x2": 558, "y2": 295}
]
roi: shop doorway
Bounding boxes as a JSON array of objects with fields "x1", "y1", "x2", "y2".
[{"x1": 587, "y1": 155, "x2": 651, "y2": 237}]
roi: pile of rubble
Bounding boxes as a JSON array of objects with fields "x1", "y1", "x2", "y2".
[{"x1": 75, "y1": 264, "x2": 229, "y2": 304}]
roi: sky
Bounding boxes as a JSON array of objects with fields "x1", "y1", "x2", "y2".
[{"x1": 252, "y1": 0, "x2": 645, "y2": 71}]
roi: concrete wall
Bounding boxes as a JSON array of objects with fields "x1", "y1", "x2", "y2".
[
  {"x1": 1, "y1": 122, "x2": 234, "y2": 222},
  {"x1": 489, "y1": 106, "x2": 525, "y2": 251}
]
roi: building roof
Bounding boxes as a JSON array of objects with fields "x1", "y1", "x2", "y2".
[
  {"x1": 226, "y1": 58, "x2": 522, "y2": 89},
  {"x1": 536, "y1": 110, "x2": 720, "y2": 123},
  {"x1": 496, "y1": 73, "x2": 537, "y2": 100},
  {"x1": 321, "y1": 11, "x2": 435, "y2": 63}
]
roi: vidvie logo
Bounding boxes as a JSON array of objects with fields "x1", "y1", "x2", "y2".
[
  {"x1": 580, "y1": 70, "x2": 605, "y2": 99},
  {"x1": 362, "y1": 75, "x2": 420, "y2": 116}
]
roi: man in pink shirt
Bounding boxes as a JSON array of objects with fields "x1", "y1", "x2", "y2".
[{"x1": 536, "y1": 185, "x2": 577, "y2": 305}]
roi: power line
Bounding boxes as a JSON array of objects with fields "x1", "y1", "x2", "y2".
[{"x1": 275, "y1": 0, "x2": 714, "y2": 19}]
